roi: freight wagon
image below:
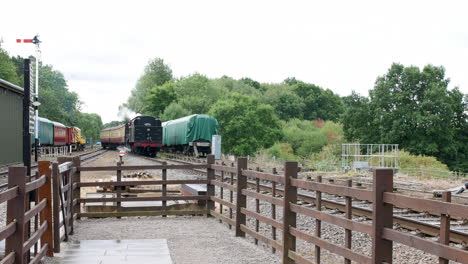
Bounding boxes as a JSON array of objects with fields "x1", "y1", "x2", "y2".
[{"x1": 162, "y1": 114, "x2": 218, "y2": 157}]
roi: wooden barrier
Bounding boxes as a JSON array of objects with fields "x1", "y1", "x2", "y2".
[
  {"x1": 0, "y1": 165, "x2": 53, "y2": 264},
  {"x1": 16, "y1": 154, "x2": 465, "y2": 263},
  {"x1": 208, "y1": 160, "x2": 468, "y2": 264},
  {"x1": 72, "y1": 157, "x2": 212, "y2": 220}
]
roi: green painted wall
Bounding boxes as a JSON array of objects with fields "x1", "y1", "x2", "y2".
[{"x1": 0, "y1": 86, "x2": 23, "y2": 166}]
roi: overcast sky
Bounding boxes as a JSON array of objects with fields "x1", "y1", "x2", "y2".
[{"x1": 1, "y1": 0, "x2": 467, "y2": 123}]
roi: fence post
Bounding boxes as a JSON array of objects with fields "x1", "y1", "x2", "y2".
[
  {"x1": 229, "y1": 162, "x2": 235, "y2": 229},
  {"x1": 116, "y1": 161, "x2": 122, "y2": 219},
  {"x1": 207, "y1": 154, "x2": 215, "y2": 215},
  {"x1": 51, "y1": 162, "x2": 60, "y2": 253},
  {"x1": 235, "y1": 157, "x2": 248, "y2": 237},
  {"x1": 38, "y1": 161, "x2": 54, "y2": 257},
  {"x1": 439, "y1": 191, "x2": 451, "y2": 264},
  {"x1": 219, "y1": 163, "x2": 224, "y2": 223},
  {"x1": 162, "y1": 162, "x2": 167, "y2": 217},
  {"x1": 255, "y1": 167, "x2": 260, "y2": 245},
  {"x1": 344, "y1": 179, "x2": 352, "y2": 264},
  {"x1": 315, "y1": 175, "x2": 322, "y2": 264},
  {"x1": 271, "y1": 167, "x2": 277, "y2": 254},
  {"x1": 72, "y1": 157, "x2": 81, "y2": 220},
  {"x1": 372, "y1": 169, "x2": 393, "y2": 264},
  {"x1": 6, "y1": 167, "x2": 27, "y2": 264},
  {"x1": 282, "y1": 161, "x2": 298, "y2": 264}
]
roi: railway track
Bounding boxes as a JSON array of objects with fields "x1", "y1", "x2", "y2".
[
  {"x1": 0, "y1": 149, "x2": 108, "y2": 190},
  {"x1": 153, "y1": 154, "x2": 468, "y2": 246}
]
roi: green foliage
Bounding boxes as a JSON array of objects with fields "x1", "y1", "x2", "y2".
[
  {"x1": 160, "y1": 102, "x2": 191, "y2": 121},
  {"x1": 209, "y1": 93, "x2": 282, "y2": 156},
  {"x1": 292, "y1": 81, "x2": 344, "y2": 121},
  {"x1": 280, "y1": 119, "x2": 343, "y2": 158},
  {"x1": 143, "y1": 82, "x2": 177, "y2": 116},
  {"x1": 127, "y1": 58, "x2": 173, "y2": 113},
  {"x1": 309, "y1": 144, "x2": 342, "y2": 171},
  {"x1": 6, "y1": 50, "x2": 104, "y2": 140},
  {"x1": 240, "y1": 77, "x2": 261, "y2": 90},
  {"x1": 174, "y1": 73, "x2": 227, "y2": 114},
  {"x1": 343, "y1": 63, "x2": 468, "y2": 172},
  {"x1": 281, "y1": 119, "x2": 328, "y2": 157},
  {"x1": 394, "y1": 151, "x2": 449, "y2": 171},
  {"x1": 0, "y1": 46, "x2": 20, "y2": 85},
  {"x1": 262, "y1": 84, "x2": 305, "y2": 120},
  {"x1": 103, "y1": 120, "x2": 126, "y2": 129},
  {"x1": 38, "y1": 64, "x2": 81, "y2": 125},
  {"x1": 210, "y1": 76, "x2": 261, "y2": 97},
  {"x1": 75, "y1": 113, "x2": 103, "y2": 140},
  {"x1": 266, "y1": 142, "x2": 299, "y2": 161}
]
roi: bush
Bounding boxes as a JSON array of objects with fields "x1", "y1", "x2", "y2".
[
  {"x1": 397, "y1": 151, "x2": 450, "y2": 171},
  {"x1": 266, "y1": 143, "x2": 299, "y2": 162},
  {"x1": 281, "y1": 119, "x2": 343, "y2": 158},
  {"x1": 309, "y1": 144, "x2": 342, "y2": 171}
]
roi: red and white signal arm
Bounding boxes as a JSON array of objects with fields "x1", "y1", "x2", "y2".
[
  {"x1": 16, "y1": 39, "x2": 34, "y2": 43},
  {"x1": 119, "y1": 151, "x2": 125, "y2": 157},
  {"x1": 16, "y1": 36, "x2": 40, "y2": 44}
]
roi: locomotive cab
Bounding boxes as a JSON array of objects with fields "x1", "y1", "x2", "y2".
[{"x1": 128, "y1": 116, "x2": 163, "y2": 157}]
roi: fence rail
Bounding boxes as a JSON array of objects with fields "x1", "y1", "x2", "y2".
[
  {"x1": 0, "y1": 166, "x2": 53, "y2": 264},
  {"x1": 70, "y1": 158, "x2": 214, "y2": 219},
  {"x1": 209, "y1": 157, "x2": 468, "y2": 264},
  {"x1": 3, "y1": 155, "x2": 467, "y2": 264}
]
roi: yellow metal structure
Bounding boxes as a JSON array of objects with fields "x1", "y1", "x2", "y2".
[{"x1": 73, "y1": 127, "x2": 86, "y2": 151}]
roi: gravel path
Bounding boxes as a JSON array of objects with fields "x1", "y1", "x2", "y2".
[{"x1": 48, "y1": 217, "x2": 279, "y2": 264}]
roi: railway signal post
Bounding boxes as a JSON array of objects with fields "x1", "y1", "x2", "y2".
[{"x1": 17, "y1": 35, "x2": 41, "y2": 162}]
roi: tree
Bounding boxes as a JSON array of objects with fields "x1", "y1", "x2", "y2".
[
  {"x1": 342, "y1": 92, "x2": 375, "y2": 142},
  {"x1": 343, "y1": 63, "x2": 468, "y2": 172},
  {"x1": 209, "y1": 93, "x2": 282, "y2": 156},
  {"x1": 75, "y1": 113, "x2": 103, "y2": 141},
  {"x1": 262, "y1": 84, "x2": 305, "y2": 120},
  {"x1": 143, "y1": 82, "x2": 177, "y2": 116},
  {"x1": 127, "y1": 58, "x2": 173, "y2": 113},
  {"x1": 281, "y1": 119, "x2": 329, "y2": 157},
  {"x1": 0, "y1": 45, "x2": 20, "y2": 85},
  {"x1": 211, "y1": 76, "x2": 261, "y2": 97},
  {"x1": 103, "y1": 120, "x2": 126, "y2": 129},
  {"x1": 174, "y1": 73, "x2": 227, "y2": 114},
  {"x1": 283, "y1": 77, "x2": 299, "y2": 86},
  {"x1": 292, "y1": 82, "x2": 344, "y2": 121},
  {"x1": 38, "y1": 64, "x2": 81, "y2": 125},
  {"x1": 160, "y1": 102, "x2": 191, "y2": 121},
  {"x1": 240, "y1": 77, "x2": 261, "y2": 90}
]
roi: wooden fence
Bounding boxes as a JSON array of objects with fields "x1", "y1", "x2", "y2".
[
  {"x1": 3, "y1": 155, "x2": 467, "y2": 263},
  {"x1": 73, "y1": 159, "x2": 214, "y2": 218},
  {"x1": 210, "y1": 157, "x2": 468, "y2": 264},
  {"x1": 0, "y1": 166, "x2": 53, "y2": 264}
]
